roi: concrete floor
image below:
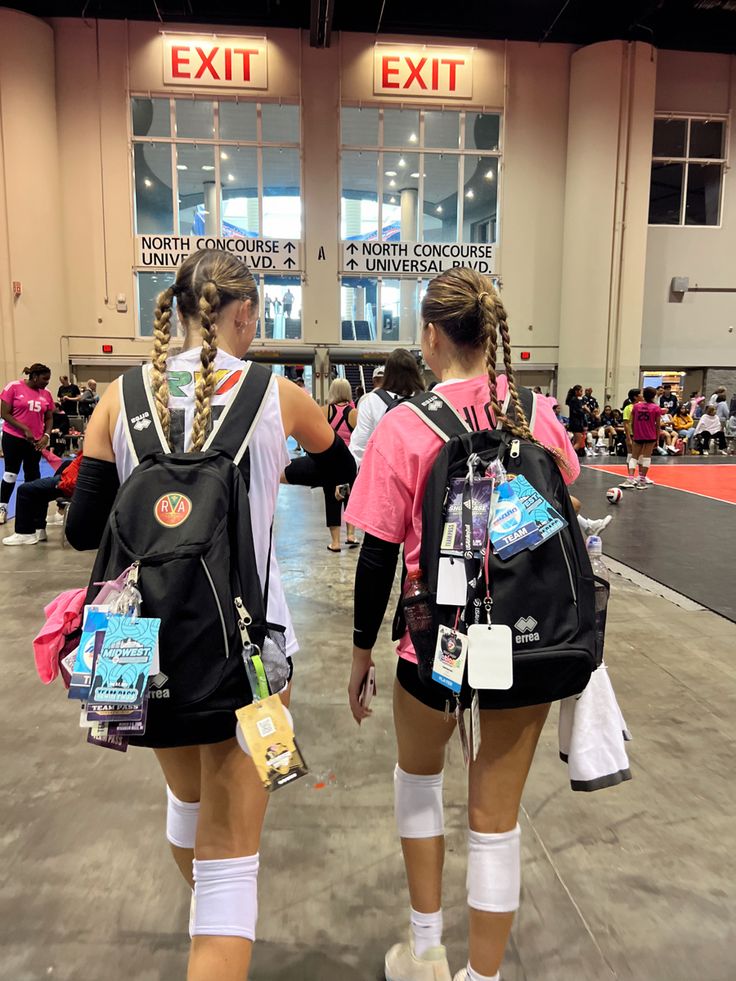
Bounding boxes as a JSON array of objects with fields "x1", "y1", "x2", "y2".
[{"x1": 1, "y1": 483, "x2": 735, "y2": 981}]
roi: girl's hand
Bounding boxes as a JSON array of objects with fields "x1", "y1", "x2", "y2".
[{"x1": 348, "y1": 647, "x2": 375, "y2": 725}]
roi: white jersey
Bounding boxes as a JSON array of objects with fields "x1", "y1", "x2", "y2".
[{"x1": 112, "y1": 348, "x2": 297, "y2": 656}]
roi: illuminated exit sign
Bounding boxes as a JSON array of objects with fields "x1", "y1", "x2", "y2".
[
  {"x1": 374, "y1": 44, "x2": 474, "y2": 99},
  {"x1": 163, "y1": 35, "x2": 268, "y2": 89}
]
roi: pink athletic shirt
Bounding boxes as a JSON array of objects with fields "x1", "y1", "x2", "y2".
[
  {"x1": 631, "y1": 401, "x2": 662, "y2": 443},
  {"x1": 328, "y1": 401, "x2": 355, "y2": 447},
  {"x1": 0, "y1": 380, "x2": 54, "y2": 440},
  {"x1": 345, "y1": 375, "x2": 580, "y2": 662}
]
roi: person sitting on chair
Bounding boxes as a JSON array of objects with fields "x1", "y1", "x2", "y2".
[{"x1": 2, "y1": 453, "x2": 81, "y2": 546}]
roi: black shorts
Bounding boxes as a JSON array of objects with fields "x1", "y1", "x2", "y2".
[
  {"x1": 396, "y1": 656, "x2": 519, "y2": 712},
  {"x1": 128, "y1": 656, "x2": 294, "y2": 749}
]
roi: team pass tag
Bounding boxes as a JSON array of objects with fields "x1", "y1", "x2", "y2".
[{"x1": 374, "y1": 44, "x2": 474, "y2": 99}]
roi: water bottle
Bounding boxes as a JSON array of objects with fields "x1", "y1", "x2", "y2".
[
  {"x1": 403, "y1": 570, "x2": 436, "y2": 682},
  {"x1": 586, "y1": 535, "x2": 609, "y2": 666}
]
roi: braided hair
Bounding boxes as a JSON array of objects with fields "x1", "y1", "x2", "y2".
[{"x1": 147, "y1": 249, "x2": 258, "y2": 451}]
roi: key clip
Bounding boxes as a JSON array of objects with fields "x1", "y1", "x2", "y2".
[{"x1": 112, "y1": 562, "x2": 142, "y2": 619}]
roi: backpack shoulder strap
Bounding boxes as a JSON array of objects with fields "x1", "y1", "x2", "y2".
[
  {"x1": 402, "y1": 390, "x2": 471, "y2": 443},
  {"x1": 374, "y1": 388, "x2": 395, "y2": 408},
  {"x1": 496, "y1": 383, "x2": 536, "y2": 433},
  {"x1": 204, "y1": 361, "x2": 273, "y2": 464},
  {"x1": 120, "y1": 366, "x2": 170, "y2": 465}
]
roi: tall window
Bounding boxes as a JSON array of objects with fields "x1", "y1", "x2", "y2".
[
  {"x1": 648, "y1": 115, "x2": 727, "y2": 226},
  {"x1": 340, "y1": 107, "x2": 501, "y2": 343},
  {"x1": 131, "y1": 97, "x2": 301, "y2": 338}
]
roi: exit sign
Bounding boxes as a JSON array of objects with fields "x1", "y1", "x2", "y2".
[
  {"x1": 163, "y1": 35, "x2": 268, "y2": 89},
  {"x1": 374, "y1": 44, "x2": 474, "y2": 100}
]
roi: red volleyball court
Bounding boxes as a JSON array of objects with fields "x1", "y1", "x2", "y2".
[{"x1": 585, "y1": 464, "x2": 736, "y2": 506}]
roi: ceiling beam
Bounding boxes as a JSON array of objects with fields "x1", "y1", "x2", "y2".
[{"x1": 310, "y1": 0, "x2": 335, "y2": 47}]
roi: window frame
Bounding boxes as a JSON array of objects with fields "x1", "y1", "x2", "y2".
[{"x1": 649, "y1": 113, "x2": 729, "y2": 229}]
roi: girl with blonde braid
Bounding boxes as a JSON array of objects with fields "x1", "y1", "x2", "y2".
[
  {"x1": 67, "y1": 249, "x2": 354, "y2": 981},
  {"x1": 345, "y1": 268, "x2": 579, "y2": 981}
]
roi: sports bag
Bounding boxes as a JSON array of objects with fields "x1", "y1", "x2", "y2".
[
  {"x1": 400, "y1": 383, "x2": 598, "y2": 709},
  {"x1": 86, "y1": 362, "x2": 278, "y2": 712}
]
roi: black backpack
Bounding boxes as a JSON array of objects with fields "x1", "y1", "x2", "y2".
[
  {"x1": 375, "y1": 389, "x2": 408, "y2": 412},
  {"x1": 400, "y1": 385, "x2": 599, "y2": 709},
  {"x1": 86, "y1": 362, "x2": 275, "y2": 713}
]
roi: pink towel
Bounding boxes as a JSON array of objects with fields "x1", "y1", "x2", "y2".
[
  {"x1": 41, "y1": 448, "x2": 64, "y2": 471},
  {"x1": 33, "y1": 588, "x2": 87, "y2": 684}
]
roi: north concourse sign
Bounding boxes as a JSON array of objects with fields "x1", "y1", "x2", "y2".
[
  {"x1": 136, "y1": 235, "x2": 302, "y2": 273},
  {"x1": 162, "y1": 35, "x2": 268, "y2": 89},
  {"x1": 342, "y1": 241, "x2": 495, "y2": 275},
  {"x1": 373, "y1": 44, "x2": 474, "y2": 100}
]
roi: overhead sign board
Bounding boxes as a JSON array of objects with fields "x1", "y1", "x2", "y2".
[
  {"x1": 342, "y1": 241, "x2": 494, "y2": 275},
  {"x1": 374, "y1": 44, "x2": 473, "y2": 100},
  {"x1": 136, "y1": 235, "x2": 302, "y2": 273},
  {"x1": 163, "y1": 36, "x2": 268, "y2": 89}
]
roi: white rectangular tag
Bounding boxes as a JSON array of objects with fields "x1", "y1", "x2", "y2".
[
  {"x1": 467, "y1": 624, "x2": 513, "y2": 690},
  {"x1": 436, "y1": 556, "x2": 467, "y2": 607},
  {"x1": 431, "y1": 625, "x2": 468, "y2": 695}
]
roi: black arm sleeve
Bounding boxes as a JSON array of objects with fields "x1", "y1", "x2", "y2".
[
  {"x1": 353, "y1": 533, "x2": 401, "y2": 649},
  {"x1": 283, "y1": 432, "x2": 357, "y2": 488},
  {"x1": 65, "y1": 457, "x2": 120, "y2": 551}
]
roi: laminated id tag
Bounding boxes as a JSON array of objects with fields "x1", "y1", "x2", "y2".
[
  {"x1": 432, "y1": 625, "x2": 468, "y2": 694},
  {"x1": 467, "y1": 624, "x2": 513, "y2": 691},
  {"x1": 236, "y1": 694, "x2": 309, "y2": 793},
  {"x1": 436, "y1": 557, "x2": 467, "y2": 607}
]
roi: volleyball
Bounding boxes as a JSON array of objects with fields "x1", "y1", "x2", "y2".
[{"x1": 606, "y1": 487, "x2": 623, "y2": 505}]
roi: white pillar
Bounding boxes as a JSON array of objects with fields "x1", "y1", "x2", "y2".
[
  {"x1": 204, "y1": 181, "x2": 218, "y2": 236},
  {"x1": 399, "y1": 187, "x2": 418, "y2": 343}
]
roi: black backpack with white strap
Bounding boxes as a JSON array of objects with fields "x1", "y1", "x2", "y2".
[
  {"x1": 86, "y1": 362, "x2": 275, "y2": 717},
  {"x1": 401, "y1": 383, "x2": 599, "y2": 709}
]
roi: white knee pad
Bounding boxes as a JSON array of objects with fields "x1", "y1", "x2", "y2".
[
  {"x1": 191, "y1": 854, "x2": 259, "y2": 940},
  {"x1": 2, "y1": 472, "x2": 17, "y2": 484},
  {"x1": 627, "y1": 456, "x2": 636, "y2": 470},
  {"x1": 235, "y1": 705, "x2": 293, "y2": 757},
  {"x1": 394, "y1": 765, "x2": 444, "y2": 839},
  {"x1": 466, "y1": 824, "x2": 521, "y2": 913},
  {"x1": 640, "y1": 457, "x2": 651, "y2": 469},
  {"x1": 166, "y1": 786, "x2": 200, "y2": 849}
]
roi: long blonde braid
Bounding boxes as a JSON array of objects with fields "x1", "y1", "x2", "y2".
[
  {"x1": 191, "y1": 280, "x2": 220, "y2": 452},
  {"x1": 151, "y1": 285, "x2": 175, "y2": 444}
]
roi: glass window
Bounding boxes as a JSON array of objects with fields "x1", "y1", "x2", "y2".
[
  {"x1": 383, "y1": 108, "x2": 420, "y2": 148},
  {"x1": 341, "y1": 107, "x2": 379, "y2": 147},
  {"x1": 463, "y1": 156, "x2": 498, "y2": 243},
  {"x1": 221, "y1": 146, "x2": 259, "y2": 236},
  {"x1": 648, "y1": 162, "x2": 684, "y2": 225},
  {"x1": 424, "y1": 111, "x2": 459, "y2": 150},
  {"x1": 384, "y1": 151, "x2": 420, "y2": 240},
  {"x1": 382, "y1": 278, "x2": 421, "y2": 344},
  {"x1": 134, "y1": 144, "x2": 173, "y2": 234},
  {"x1": 219, "y1": 101, "x2": 257, "y2": 141},
  {"x1": 466, "y1": 113, "x2": 501, "y2": 152},
  {"x1": 131, "y1": 97, "x2": 170, "y2": 138},
  {"x1": 176, "y1": 144, "x2": 217, "y2": 236},
  {"x1": 341, "y1": 278, "x2": 378, "y2": 340},
  {"x1": 423, "y1": 154, "x2": 459, "y2": 242},
  {"x1": 262, "y1": 147, "x2": 301, "y2": 238},
  {"x1": 262, "y1": 104, "x2": 300, "y2": 144},
  {"x1": 652, "y1": 118, "x2": 687, "y2": 158},
  {"x1": 175, "y1": 99, "x2": 215, "y2": 139},
  {"x1": 342, "y1": 151, "x2": 379, "y2": 240},
  {"x1": 137, "y1": 271, "x2": 176, "y2": 338},
  {"x1": 263, "y1": 277, "x2": 301, "y2": 340},
  {"x1": 689, "y1": 120, "x2": 724, "y2": 159},
  {"x1": 685, "y1": 163, "x2": 722, "y2": 225}
]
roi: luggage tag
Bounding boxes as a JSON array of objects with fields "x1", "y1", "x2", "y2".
[
  {"x1": 436, "y1": 556, "x2": 468, "y2": 607},
  {"x1": 467, "y1": 624, "x2": 513, "y2": 691},
  {"x1": 431, "y1": 625, "x2": 468, "y2": 694},
  {"x1": 235, "y1": 694, "x2": 309, "y2": 793},
  {"x1": 469, "y1": 691, "x2": 481, "y2": 760}
]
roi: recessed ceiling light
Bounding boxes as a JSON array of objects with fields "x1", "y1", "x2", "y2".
[
  {"x1": 227, "y1": 173, "x2": 235, "y2": 181},
  {"x1": 176, "y1": 164, "x2": 188, "y2": 171},
  {"x1": 485, "y1": 170, "x2": 495, "y2": 180},
  {"x1": 220, "y1": 151, "x2": 229, "y2": 160},
  {"x1": 385, "y1": 170, "x2": 397, "y2": 177},
  {"x1": 143, "y1": 178, "x2": 152, "y2": 187},
  {"x1": 409, "y1": 133, "x2": 418, "y2": 143},
  {"x1": 389, "y1": 196, "x2": 396, "y2": 204},
  {"x1": 201, "y1": 165, "x2": 215, "y2": 171},
  {"x1": 389, "y1": 179, "x2": 396, "y2": 187},
  {"x1": 466, "y1": 188, "x2": 475, "y2": 199},
  {"x1": 436, "y1": 205, "x2": 443, "y2": 213},
  {"x1": 410, "y1": 172, "x2": 419, "y2": 178},
  {"x1": 398, "y1": 158, "x2": 406, "y2": 168}
]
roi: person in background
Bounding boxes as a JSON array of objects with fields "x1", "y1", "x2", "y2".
[
  {"x1": 715, "y1": 393, "x2": 730, "y2": 428},
  {"x1": 672, "y1": 404, "x2": 696, "y2": 451},
  {"x1": 659, "y1": 384, "x2": 679, "y2": 414},
  {"x1": 354, "y1": 385, "x2": 365, "y2": 403},
  {"x1": 57, "y1": 375, "x2": 81, "y2": 416},
  {"x1": 0, "y1": 364, "x2": 55, "y2": 524},
  {"x1": 3, "y1": 453, "x2": 81, "y2": 546},
  {"x1": 350, "y1": 351, "x2": 425, "y2": 468},
  {"x1": 321, "y1": 378, "x2": 359, "y2": 552},
  {"x1": 622, "y1": 387, "x2": 661, "y2": 488},
  {"x1": 552, "y1": 402, "x2": 569, "y2": 427},
  {"x1": 657, "y1": 411, "x2": 679, "y2": 454},
  {"x1": 78, "y1": 379, "x2": 99, "y2": 420},
  {"x1": 708, "y1": 386, "x2": 726, "y2": 406},
  {"x1": 282, "y1": 289, "x2": 294, "y2": 318},
  {"x1": 564, "y1": 385, "x2": 587, "y2": 456},
  {"x1": 581, "y1": 386, "x2": 599, "y2": 415},
  {"x1": 50, "y1": 404, "x2": 71, "y2": 457},
  {"x1": 597, "y1": 404, "x2": 618, "y2": 453},
  {"x1": 620, "y1": 389, "x2": 643, "y2": 486},
  {"x1": 693, "y1": 404, "x2": 727, "y2": 455}
]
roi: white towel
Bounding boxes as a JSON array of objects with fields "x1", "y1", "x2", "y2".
[{"x1": 558, "y1": 662, "x2": 632, "y2": 792}]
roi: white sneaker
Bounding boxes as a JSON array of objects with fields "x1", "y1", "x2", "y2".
[
  {"x1": 46, "y1": 512, "x2": 65, "y2": 526},
  {"x1": 645, "y1": 476, "x2": 655, "y2": 485},
  {"x1": 3, "y1": 532, "x2": 38, "y2": 546},
  {"x1": 702, "y1": 450, "x2": 709, "y2": 456},
  {"x1": 385, "y1": 938, "x2": 452, "y2": 981},
  {"x1": 586, "y1": 516, "x2": 613, "y2": 536},
  {"x1": 718, "y1": 449, "x2": 728, "y2": 456},
  {"x1": 0, "y1": 505, "x2": 7, "y2": 525},
  {"x1": 452, "y1": 971, "x2": 500, "y2": 981},
  {"x1": 619, "y1": 477, "x2": 637, "y2": 488},
  {"x1": 36, "y1": 529, "x2": 48, "y2": 542}
]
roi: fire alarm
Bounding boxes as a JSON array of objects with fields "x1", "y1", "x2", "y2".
[
  {"x1": 102, "y1": 344, "x2": 113, "y2": 354},
  {"x1": 12, "y1": 281, "x2": 21, "y2": 297},
  {"x1": 520, "y1": 351, "x2": 531, "y2": 361}
]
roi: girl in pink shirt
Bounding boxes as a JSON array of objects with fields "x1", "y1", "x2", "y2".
[
  {"x1": 321, "y1": 377, "x2": 359, "y2": 551},
  {"x1": 0, "y1": 363, "x2": 54, "y2": 524},
  {"x1": 345, "y1": 269, "x2": 579, "y2": 981}
]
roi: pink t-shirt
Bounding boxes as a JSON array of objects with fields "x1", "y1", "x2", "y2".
[
  {"x1": 328, "y1": 402, "x2": 355, "y2": 448},
  {"x1": 345, "y1": 375, "x2": 580, "y2": 662},
  {"x1": 631, "y1": 401, "x2": 662, "y2": 443},
  {"x1": 0, "y1": 380, "x2": 55, "y2": 440}
]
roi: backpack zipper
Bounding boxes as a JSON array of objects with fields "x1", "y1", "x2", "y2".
[
  {"x1": 558, "y1": 537, "x2": 577, "y2": 605},
  {"x1": 510, "y1": 439, "x2": 521, "y2": 458},
  {"x1": 234, "y1": 596, "x2": 252, "y2": 646},
  {"x1": 200, "y1": 557, "x2": 229, "y2": 657}
]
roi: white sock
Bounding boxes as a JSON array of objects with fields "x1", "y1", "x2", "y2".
[
  {"x1": 467, "y1": 965, "x2": 500, "y2": 981},
  {"x1": 410, "y1": 907, "x2": 443, "y2": 956}
]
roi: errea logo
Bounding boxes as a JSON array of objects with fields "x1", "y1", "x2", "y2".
[
  {"x1": 149, "y1": 672, "x2": 170, "y2": 699},
  {"x1": 132, "y1": 412, "x2": 152, "y2": 431},
  {"x1": 514, "y1": 616, "x2": 540, "y2": 645}
]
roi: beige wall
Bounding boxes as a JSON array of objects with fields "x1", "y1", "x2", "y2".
[{"x1": 642, "y1": 50, "x2": 736, "y2": 368}]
